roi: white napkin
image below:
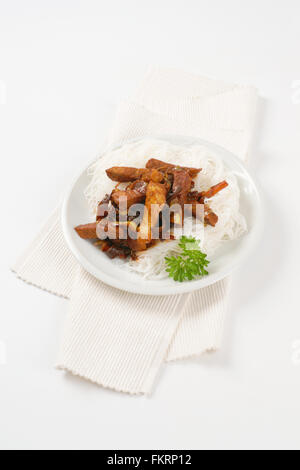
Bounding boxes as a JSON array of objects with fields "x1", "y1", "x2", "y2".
[{"x1": 13, "y1": 68, "x2": 257, "y2": 394}]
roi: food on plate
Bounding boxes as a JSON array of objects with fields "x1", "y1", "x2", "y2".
[
  {"x1": 75, "y1": 140, "x2": 247, "y2": 280},
  {"x1": 75, "y1": 161, "x2": 227, "y2": 280}
]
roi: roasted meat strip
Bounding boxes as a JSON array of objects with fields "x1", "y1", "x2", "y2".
[
  {"x1": 188, "y1": 181, "x2": 228, "y2": 203},
  {"x1": 138, "y1": 181, "x2": 168, "y2": 247},
  {"x1": 202, "y1": 181, "x2": 228, "y2": 199},
  {"x1": 168, "y1": 170, "x2": 192, "y2": 206},
  {"x1": 111, "y1": 180, "x2": 148, "y2": 208},
  {"x1": 190, "y1": 203, "x2": 218, "y2": 227},
  {"x1": 146, "y1": 158, "x2": 201, "y2": 178},
  {"x1": 106, "y1": 167, "x2": 164, "y2": 183},
  {"x1": 204, "y1": 207, "x2": 218, "y2": 227},
  {"x1": 75, "y1": 222, "x2": 98, "y2": 239},
  {"x1": 186, "y1": 180, "x2": 228, "y2": 227},
  {"x1": 111, "y1": 190, "x2": 145, "y2": 208}
]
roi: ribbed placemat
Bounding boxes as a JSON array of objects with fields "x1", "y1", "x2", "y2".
[{"x1": 13, "y1": 68, "x2": 257, "y2": 394}]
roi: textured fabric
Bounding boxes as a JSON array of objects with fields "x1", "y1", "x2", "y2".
[
  {"x1": 13, "y1": 68, "x2": 257, "y2": 394},
  {"x1": 12, "y1": 207, "x2": 76, "y2": 299},
  {"x1": 57, "y1": 268, "x2": 189, "y2": 394}
]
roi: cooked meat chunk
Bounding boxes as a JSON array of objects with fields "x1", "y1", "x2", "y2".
[
  {"x1": 95, "y1": 240, "x2": 131, "y2": 259},
  {"x1": 202, "y1": 181, "x2": 228, "y2": 199},
  {"x1": 126, "y1": 237, "x2": 147, "y2": 252},
  {"x1": 129, "y1": 180, "x2": 148, "y2": 192},
  {"x1": 96, "y1": 194, "x2": 111, "y2": 221},
  {"x1": 111, "y1": 189, "x2": 145, "y2": 208},
  {"x1": 146, "y1": 158, "x2": 201, "y2": 178},
  {"x1": 139, "y1": 181, "x2": 168, "y2": 243},
  {"x1": 204, "y1": 210, "x2": 218, "y2": 227},
  {"x1": 106, "y1": 167, "x2": 164, "y2": 183},
  {"x1": 168, "y1": 170, "x2": 192, "y2": 207},
  {"x1": 191, "y1": 203, "x2": 218, "y2": 227},
  {"x1": 105, "y1": 245, "x2": 131, "y2": 259},
  {"x1": 75, "y1": 222, "x2": 98, "y2": 239},
  {"x1": 187, "y1": 181, "x2": 228, "y2": 206},
  {"x1": 100, "y1": 220, "x2": 129, "y2": 241},
  {"x1": 111, "y1": 180, "x2": 148, "y2": 208}
]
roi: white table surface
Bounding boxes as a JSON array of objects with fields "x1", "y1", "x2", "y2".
[{"x1": 1, "y1": 0, "x2": 300, "y2": 451}]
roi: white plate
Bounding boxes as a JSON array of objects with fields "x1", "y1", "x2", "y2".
[{"x1": 62, "y1": 136, "x2": 263, "y2": 296}]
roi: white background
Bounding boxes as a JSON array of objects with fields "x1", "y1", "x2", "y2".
[{"x1": 1, "y1": 0, "x2": 300, "y2": 451}]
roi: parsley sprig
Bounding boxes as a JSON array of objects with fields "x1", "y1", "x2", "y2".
[{"x1": 165, "y1": 236, "x2": 210, "y2": 282}]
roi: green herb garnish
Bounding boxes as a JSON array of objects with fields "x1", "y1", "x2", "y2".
[{"x1": 165, "y1": 236, "x2": 210, "y2": 282}]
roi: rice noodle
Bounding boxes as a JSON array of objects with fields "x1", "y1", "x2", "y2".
[{"x1": 84, "y1": 139, "x2": 247, "y2": 279}]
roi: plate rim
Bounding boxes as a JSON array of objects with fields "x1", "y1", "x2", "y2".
[{"x1": 62, "y1": 135, "x2": 264, "y2": 296}]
